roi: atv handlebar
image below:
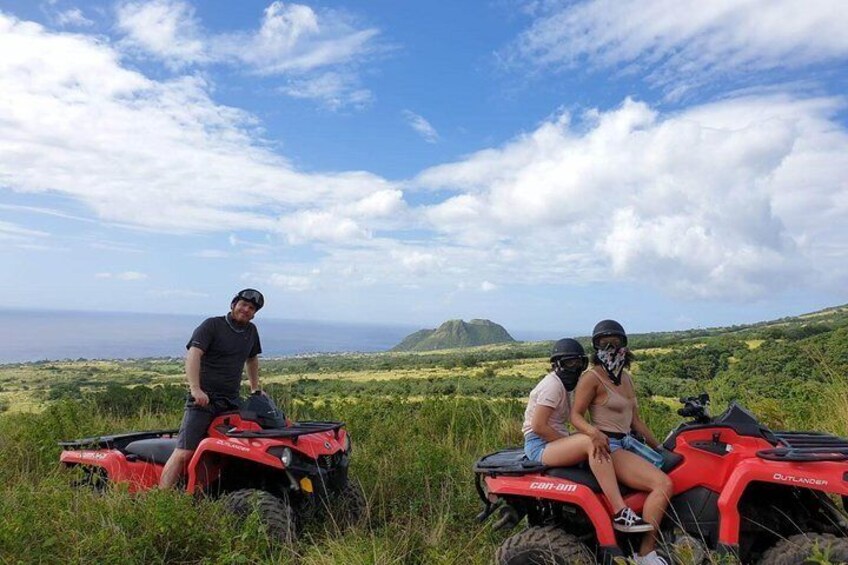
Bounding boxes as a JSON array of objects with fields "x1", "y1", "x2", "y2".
[{"x1": 677, "y1": 393, "x2": 712, "y2": 424}]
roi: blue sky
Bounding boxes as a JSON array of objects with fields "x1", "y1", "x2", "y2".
[{"x1": 1, "y1": 0, "x2": 847, "y2": 336}]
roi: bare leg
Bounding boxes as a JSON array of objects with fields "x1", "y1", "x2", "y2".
[
  {"x1": 159, "y1": 448, "x2": 193, "y2": 489},
  {"x1": 541, "y1": 434, "x2": 626, "y2": 511},
  {"x1": 610, "y1": 449, "x2": 673, "y2": 555}
]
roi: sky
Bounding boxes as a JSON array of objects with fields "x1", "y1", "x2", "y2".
[{"x1": 1, "y1": 0, "x2": 847, "y2": 336}]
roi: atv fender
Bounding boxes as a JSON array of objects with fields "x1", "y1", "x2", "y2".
[
  {"x1": 60, "y1": 450, "x2": 161, "y2": 491},
  {"x1": 716, "y1": 457, "x2": 848, "y2": 547},
  {"x1": 186, "y1": 437, "x2": 284, "y2": 494},
  {"x1": 483, "y1": 474, "x2": 617, "y2": 547}
]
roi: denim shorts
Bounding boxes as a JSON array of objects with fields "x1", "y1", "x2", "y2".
[
  {"x1": 608, "y1": 437, "x2": 625, "y2": 453},
  {"x1": 524, "y1": 432, "x2": 547, "y2": 462}
]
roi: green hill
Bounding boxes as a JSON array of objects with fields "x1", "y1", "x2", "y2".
[{"x1": 391, "y1": 319, "x2": 516, "y2": 351}]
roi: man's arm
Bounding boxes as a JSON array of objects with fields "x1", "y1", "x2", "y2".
[
  {"x1": 186, "y1": 346, "x2": 209, "y2": 406},
  {"x1": 246, "y1": 355, "x2": 261, "y2": 393}
]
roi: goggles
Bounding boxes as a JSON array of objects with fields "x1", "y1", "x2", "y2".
[
  {"x1": 556, "y1": 356, "x2": 586, "y2": 368},
  {"x1": 234, "y1": 289, "x2": 264, "y2": 310}
]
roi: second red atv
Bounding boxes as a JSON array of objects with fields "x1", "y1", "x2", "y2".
[
  {"x1": 59, "y1": 393, "x2": 365, "y2": 542},
  {"x1": 475, "y1": 394, "x2": 848, "y2": 564}
]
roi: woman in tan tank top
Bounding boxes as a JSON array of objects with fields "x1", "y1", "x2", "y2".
[{"x1": 571, "y1": 320, "x2": 673, "y2": 565}]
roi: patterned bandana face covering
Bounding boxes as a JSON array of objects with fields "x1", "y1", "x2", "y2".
[{"x1": 597, "y1": 344, "x2": 628, "y2": 385}]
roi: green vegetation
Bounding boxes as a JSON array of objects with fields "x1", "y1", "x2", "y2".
[
  {"x1": 391, "y1": 319, "x2": 515, "y2": 351},
  {"x1": 1, "y1": 305, "x2": 848, "y2": 562}
]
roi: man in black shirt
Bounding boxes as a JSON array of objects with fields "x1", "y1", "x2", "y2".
[{"x1": 159, "y1": 289, "x2": 265, "y2": 489}]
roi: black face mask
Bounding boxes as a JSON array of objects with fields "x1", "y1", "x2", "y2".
[{"x1": 554, "y1": 361, "x2": 583, "y2": 391}]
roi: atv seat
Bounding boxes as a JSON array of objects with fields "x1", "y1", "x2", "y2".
[
  {"x1": 544, "y1": 448, "x2": 683, "y2": 494},
  {"x1": 544, "y1": 465, "x2": 634, "y2": 495},
  {"x1": 124, "y1": 438, "x2": 178, "y2": 465}
]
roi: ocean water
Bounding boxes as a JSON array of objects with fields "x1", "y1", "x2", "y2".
[{"x1": 0, "y1": 310, "x2": 420, "y2": 363}]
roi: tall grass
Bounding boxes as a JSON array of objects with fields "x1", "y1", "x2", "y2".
[
  {"x1": 0, "y1": 396, "x2": 518, "y2": 564},
  {"x1": 1, "y1": 374, "x2": 845, "y2": 563}
]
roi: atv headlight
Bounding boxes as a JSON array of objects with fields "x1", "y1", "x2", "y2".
[{"x1": 280, "y1": 447, "x2": 293, "y2": 467}]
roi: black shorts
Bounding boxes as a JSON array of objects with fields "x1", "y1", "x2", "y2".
[{"x1": 176, "y1": 395, "x2": 241, "y2": 450}]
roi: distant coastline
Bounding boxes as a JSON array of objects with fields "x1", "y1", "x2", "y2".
[{"x1": 0, "y1": 309, "x2": 419, "y2": 364}]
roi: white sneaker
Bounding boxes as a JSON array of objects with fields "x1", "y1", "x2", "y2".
[{"x1": 632, "y1": 551, "x2": 669, "y2": 565}]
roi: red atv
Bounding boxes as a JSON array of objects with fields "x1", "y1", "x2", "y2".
[
  {"x1": 475, "y1": 394, "x2": 848, "y2": 564},
  {"x1": 59, "y1": 394, "x2": 364, "y2": 542}
]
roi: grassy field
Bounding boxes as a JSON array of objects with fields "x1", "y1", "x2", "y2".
[{"x1": 1, "y1": 328, "x2": 847, "y2": 564}]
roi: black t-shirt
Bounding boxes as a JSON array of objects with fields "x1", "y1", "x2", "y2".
[{"x1": 186, "y1": 315, "x2": 262, "y2": 398}]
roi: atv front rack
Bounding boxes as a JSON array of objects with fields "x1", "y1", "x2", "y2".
[
  {"x1": 758, "y1": 431, "x2": 848, "y2": 462},
  {"x1": 223, "y1": 421, "x2": 345, "y2": 443},
  {"x1": 59, "y1": 429, "x2": 179, "y2": 451}
]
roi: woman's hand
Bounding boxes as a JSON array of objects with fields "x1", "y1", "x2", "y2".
[{"x1": 590, "y1": 429, "x2": 611, "y2": 462}]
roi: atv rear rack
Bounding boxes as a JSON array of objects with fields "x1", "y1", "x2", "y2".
[
  {"x1": 223, "y1": 421, "x2": 345, "y2": 443},
  {"x1": 59, "y1": 429, "x2": 179, "y2": 451},
  {"x1": 473, "y1": 448, "x2": 546, "y2": 476},
  {"x1": 758, "y1": 431, "x2": 848, "y2": 462}
]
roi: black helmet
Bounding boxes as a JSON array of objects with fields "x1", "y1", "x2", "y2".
[
  {"x1": 550, "y1": 338, "x2": 587, "y2": 362},
  {"x1": 241, "y1": 392, "x2": 286, "y2": 429},
  {"x1": 592, "y1": 319, "x2": 627, "y2": 349},
  {"x1": 550, "y1": 338, "x2": 588, "y2": 391},
  {"x1": 232, "y1": 288, "x2": 264, "y2": 311}
]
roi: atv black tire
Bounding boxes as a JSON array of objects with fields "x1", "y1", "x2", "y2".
[
  {"x1": 331, "y1": 480, "x2": 367, "y2": 529},
  {"x1": 496, "y1": 525, "x2": 594, "y2": 565},
  {"x1": 759, "y1": 533, "x2": 848, "y2": 565},
  {"x1": 222, "y1": 489, "x2": 296, "y2": 544},
  {"x1": 70, "y1": 465, "x2": 108, "y2": 492}
]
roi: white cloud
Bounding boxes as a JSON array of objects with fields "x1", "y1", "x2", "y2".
[
  {"x1": 54, "y1": 8, "x2": 94, "y2": 28},
  {"x1": 96, "y1": 271, "x2": 148, "y2": 280},
  {"x1": 115, "y1": 0, "x2": 381, "y2": 105},
  {"x1": 0, "y1": 13, "x2": 399, "y2": 241},
  {"x1": 279, "y1": 71, "x2": 373, "y2": 110},
  {"x1": 415, "y1": 95, "x2": 848, "y2": 298},
  {"x1": 89, "y1": 240, "x2": 145, "y2": 254},
  {"x1": 481, "y1": 281, "x2": 497, "y2": 292},
  {"x1": 223, "y1": 2, "x2": 380, "y2": 74},
  {"x1": 116, "y1": 0, "x2": 207, "y2": 67},
  {"x1": 267, "y1": 273, "x2": 312, "y2": 291},
  {"x1": 278, "y1": 210, "x2": 368, "y2": 244},
  {"x1": 392, "y1": 249, "x2": 443, "y2": 275},
  {"x1": 403, "y1": 110, "x2": 439, "y2": 143},
  {"x1": 506, "y1": 0, "x2": 848, "y2": 96},
  {"x1": 193, "y1": 249, "x2": 229, "y2": 258},
  {"x1": 348, "y1": 189, "x2": 405, "y2": 218},
  {"x1": 0, "y1": 221, "x2": 49, "y2": 244},
  {"x1": 148, "y1": 288, "x2": 208, "y2": 298}
]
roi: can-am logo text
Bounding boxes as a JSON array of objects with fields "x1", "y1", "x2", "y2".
[
  {"x1": 772, "y1": 472, "x2": 828, "y2": 486},
  {"x1": 529, "y1": 481, "x2": 577, "y2": 493}
]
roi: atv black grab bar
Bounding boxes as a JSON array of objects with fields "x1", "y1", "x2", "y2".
[
  {"x1": 757, "y1": 447, "x2": 848, "y2": 462},
  {"x1": 224, "y1": 421, "x2": 345, "y2": 441},
  {"x1": 59, "y1": 429, "x2": 179, "y2": 451}
]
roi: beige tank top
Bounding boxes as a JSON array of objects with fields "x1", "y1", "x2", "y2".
[{"x1": 587, "y1": 367, "x2": 636, "y2": 435}]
